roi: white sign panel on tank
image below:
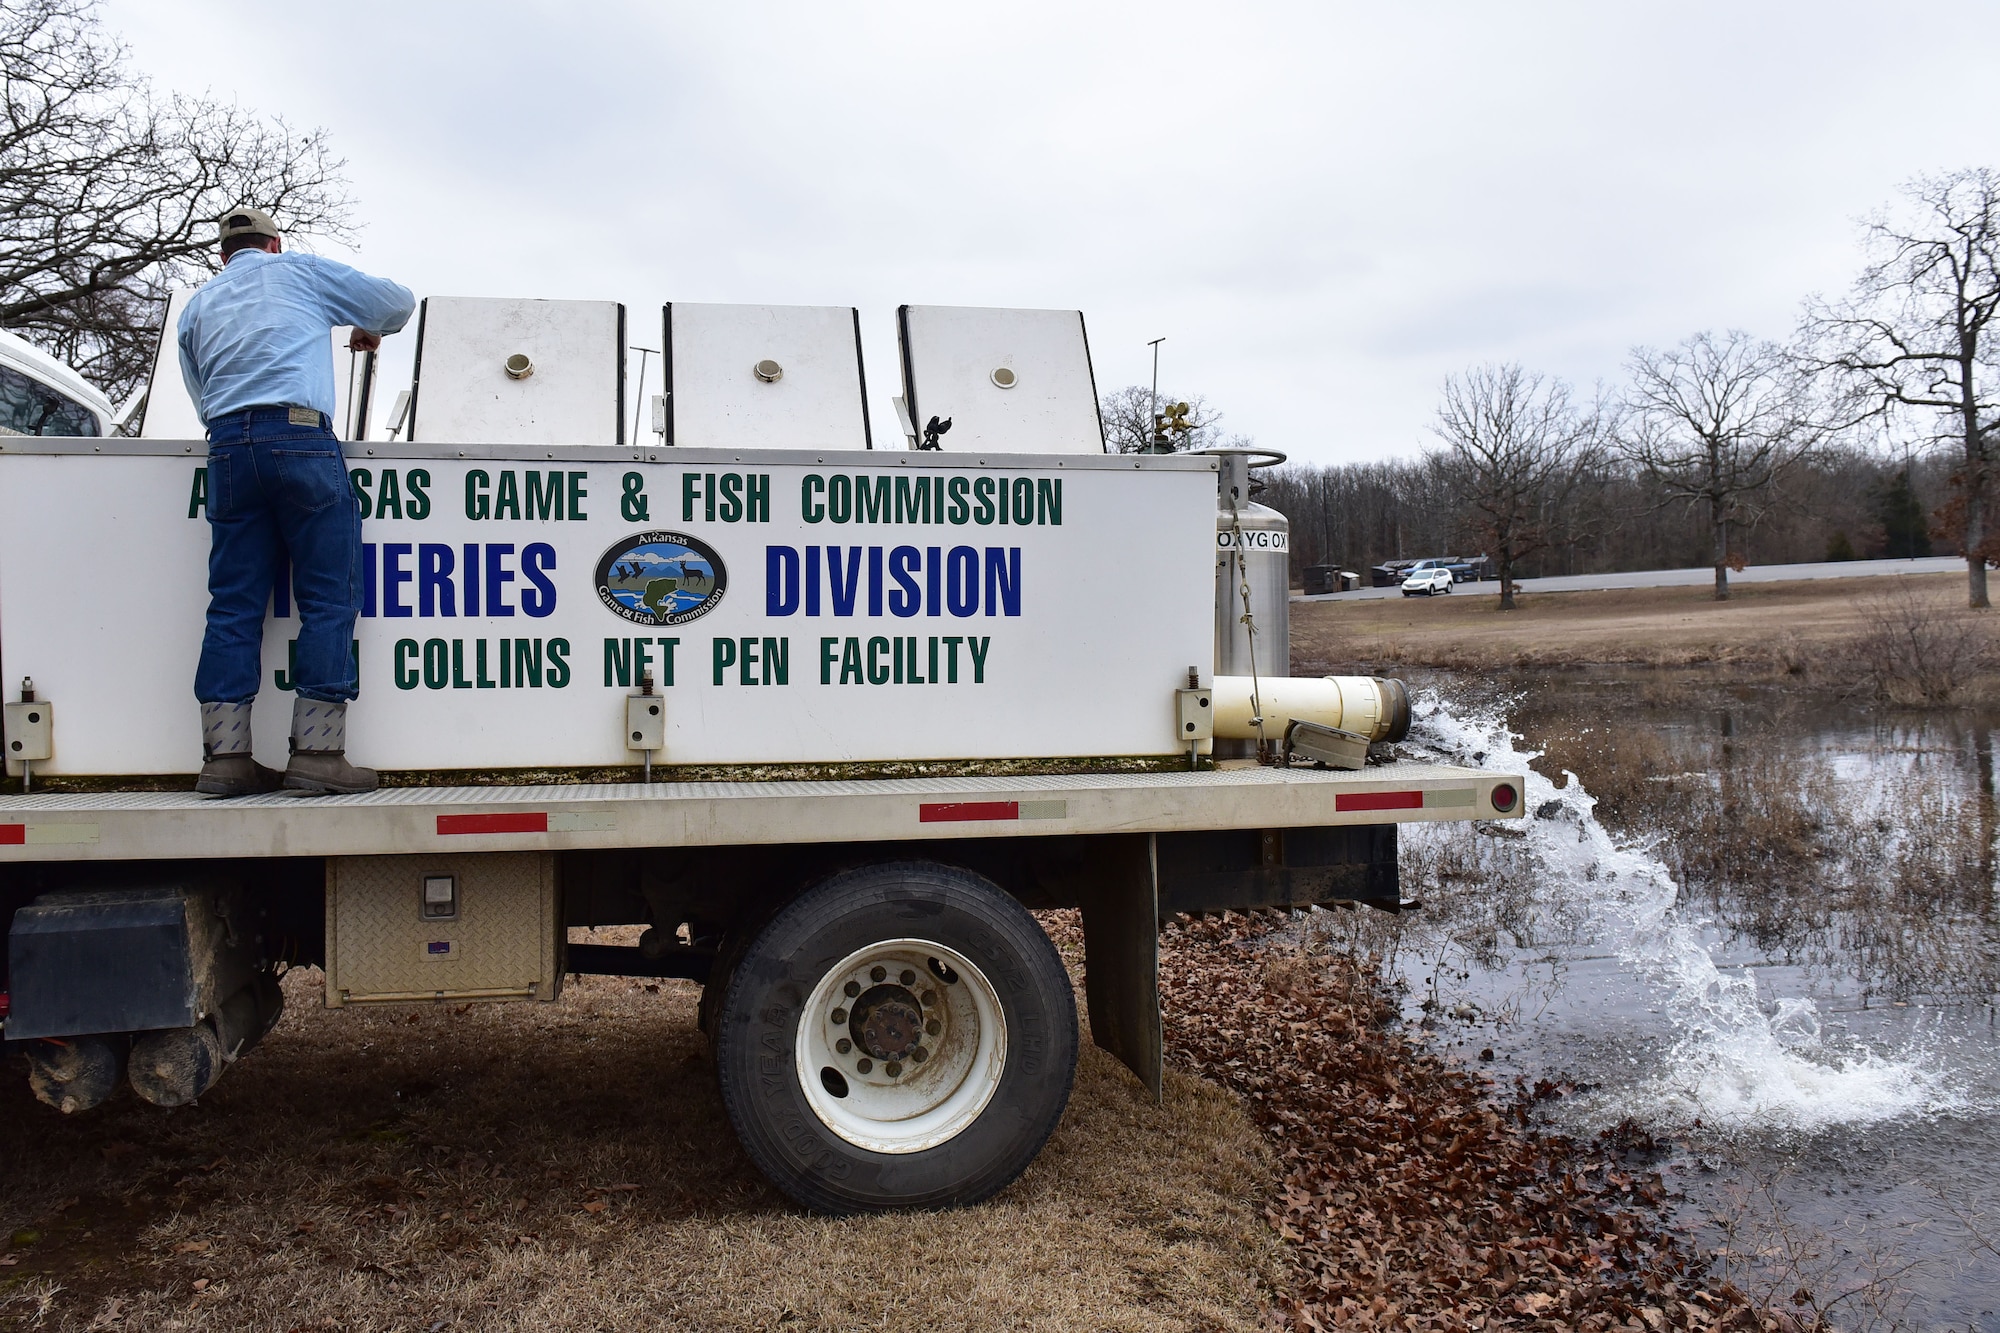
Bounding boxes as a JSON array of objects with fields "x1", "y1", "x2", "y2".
[
  {"x1": 140, "y1": 289, "x2": 374, "y2": 441},
  {"x1": 0, "y1": 444, "x2": 1218, "y2": 776},
  {"x1": 410, "y1": 297, "x2": 625, "y2": 446},
  {"x1": 665, "y1": 303, "x2": 872, "y2": 451},
  {"x1": 898, "y1": 306, "x2": 1107, "y2": 455}
]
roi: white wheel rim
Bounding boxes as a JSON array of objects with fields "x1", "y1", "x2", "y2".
[{"x1": 795, "y1": 938, "x2": 1008, "y2": 1154}]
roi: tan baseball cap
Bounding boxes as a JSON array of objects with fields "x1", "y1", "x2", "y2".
[{"x1": 218, "y1": 206, "x2": 281, "y2": 242}]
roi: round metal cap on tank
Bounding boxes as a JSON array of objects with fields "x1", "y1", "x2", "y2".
[{"x1": 1207, "y1": 448, "x2": 1291, "y2": 757}]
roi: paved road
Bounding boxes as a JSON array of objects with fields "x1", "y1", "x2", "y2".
[{"x1": 1294, "y1": 555, "x2": 1967, "y2": 602}]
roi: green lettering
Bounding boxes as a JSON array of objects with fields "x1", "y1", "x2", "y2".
[
  {"x1": 713, "y1": 636, "x2": 736, "y2": 685},
  {"x1": 567, "y1": 471, "x2": 588, "y2": 521},
  {"x1": 969, "y1": 636, "x2": 990, "y2": 683},
  {"x1": 746, "y1": 473, "x2": 770, "y2": 523},
  {"x1": 376, "y1": 467, "x2": 403, "y2": 520},
  {"x1": 188, "y1": 466, "x2": 208, "y2": 518},
  {"x1": 516, "y1": 637, "x2": 543, "y2": 688},
  {"x1": 656, "y1": 637, "x2": 678, "y2": 687},
  {"x1": 895, "y1": 475, "x2": 930, "y2": 524},
  {"x1": 840, "y1": 636, "x2": 864, "y2": 685},
  {"x1": 465, "y1": 469, "x2": 490, "y2": 520},
  {"x1": 621, "y1": 471, "x2": 650, "y2": 522},
  {"x1": 802, "y1": 474, "x2": 825, "y2": 524},
  {"x1": 394, "y1": 639, "x2": 419, "y2": 690},
  {"x1": 406, "y1": 469, "x2": 432, "y2": 520},
  {"x1": 1036, "y1": 477, "x2": 1060, "y2": 526},
  {"x1": 867, "y1": 635, "x2": 891, "y2": 685},
  {"x1": 738, "y1": 634, "x2": 758, "y2": 685},
  {"x1": 947, "y1": 475, "x2": 970, "y2": 524},
  {"x1": 494, "y1": 470, "x2": 521, "y2": 520},
  {"x1": 944, "y1": 635, "x2": 963, "y2": 683},
  {"x1": 857, "y1": 475, "x2": 890, "y2": 523},
  {"x1": 973, "y1": 476, "x2": 996, "y2": 525},
  {"x1": 349, "y1": 467, "x2": 374, "y2": 519},
  {"x1": 719, "y1": 472, "x2": 743, "y2": 523},
  {"x1": 604, "y1": 637, "x2": 630, "y2": 688},
  {"x1": 683, "y1": 472, "x2": 701, "y2": 522},
  {"x1": 526, "y1": 470, "x2": 563, "y2": 521},
  {"x1": 546, "y1": 638, "x2": 570, "y2": 688},
  {"x1": 762, "y1": 637, "x2": 788, "y2": 686}
]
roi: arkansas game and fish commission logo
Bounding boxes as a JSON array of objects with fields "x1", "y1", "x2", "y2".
[{"x1": 594, "y1": 531, "x2": 727, "y2": 626}]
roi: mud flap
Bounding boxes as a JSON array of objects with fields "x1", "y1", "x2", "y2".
[{"x1": 1077, "y1": 833, "x2": 1162, "y2": 1104}]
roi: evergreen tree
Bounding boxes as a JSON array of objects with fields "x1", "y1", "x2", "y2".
[{"x1": 1878, "y1": 469, "x2": 1933, "y2": 558}]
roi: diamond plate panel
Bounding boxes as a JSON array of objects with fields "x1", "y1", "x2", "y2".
[{"x1": 325, "y1": 852, "x2": 559, "y2": 1006}]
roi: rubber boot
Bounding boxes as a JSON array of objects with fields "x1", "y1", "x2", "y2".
[
  {"x1": 282, "y1": 698, "x2": 378, "y2": 794},
  {"x1": 195, "y1": 702, "x2": 283, "y2": 797}
]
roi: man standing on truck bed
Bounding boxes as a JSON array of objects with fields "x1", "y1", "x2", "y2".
[{"x1": 178, "y1": 206, "x2": 414, "y2": 797}]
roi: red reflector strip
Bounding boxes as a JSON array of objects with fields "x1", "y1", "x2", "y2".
[
  {"x1": 1335, "y1": 790, "x2": 1425, "y2": 813},
  {"x1": 0, "y1": 824, "x2": 22, "y2": 845},
  {"x1": 436, "y1": 812, "x2": 548, "y2": 836},
  {"x1": 919, "y1": 801, "x2": 1019, "y2": 823}
]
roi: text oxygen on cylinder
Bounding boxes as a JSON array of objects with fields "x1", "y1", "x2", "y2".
[{"x1": 1211, "y1": 450, "x2": 1290, "y2": 755}]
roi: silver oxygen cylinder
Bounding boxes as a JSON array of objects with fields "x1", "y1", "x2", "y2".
[{"x1": 1211, "y1": 449, "x2": 1290, "y2": 757}]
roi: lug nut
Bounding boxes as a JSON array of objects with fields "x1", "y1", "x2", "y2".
[
  {"x1": 856, "y1": 1057, "x2": 873, "y2": 1074},
  {"x1": 884, "y1": 1061, "x2": 902, "y2": 1078},
  {"x1": 912, "y1": 1047, "x2": 928, "y2": 1063},
  {"x1": 921, "y1": 990, "x2": 937, "y2": 1008},
  {"x1": 831, "y1": 1008, "x2": 847, "y2": 1024},
  {"x1": 870, "y1": 965, "x2": 887, "y2": 983},
  {"x1": 843, "y1": 980, "x2": 860, "y2": 998},
  {"x1": 926, "y1": 1019, "x2": 941, "y2": 1036},
  {"x1": 900, "y1": 969, "x2": 916, "y2": 986},
  {"x1": 836, "y1": 1038, "x2": 852, "y2": 1054}
]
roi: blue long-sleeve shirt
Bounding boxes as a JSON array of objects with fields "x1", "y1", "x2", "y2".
[{"x1": 177, "y1": 250, "x2": 414, "y2": 424}]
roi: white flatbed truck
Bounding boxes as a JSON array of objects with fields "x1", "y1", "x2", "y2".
[{"x1": 0, "y1": 299, "x2": 1523, "y2": 1213}]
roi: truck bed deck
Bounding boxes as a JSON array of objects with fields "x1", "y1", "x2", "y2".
[{"x1": 0, "y1": 764, "x2": 1516, "y2": 861}]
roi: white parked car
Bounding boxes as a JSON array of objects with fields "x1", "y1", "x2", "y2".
[{"x1": 1400, "y1": 563, "x2": 1454, "y2": 596}]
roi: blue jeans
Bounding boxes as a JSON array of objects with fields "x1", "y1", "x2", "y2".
[{"x1": 195, "y1": 408, "x2": 361, "y2": 705}]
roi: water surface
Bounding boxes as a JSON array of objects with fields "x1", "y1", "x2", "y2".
[{"x1": 1334, "y1": 676, "x2": 2000, "y2": 1330}]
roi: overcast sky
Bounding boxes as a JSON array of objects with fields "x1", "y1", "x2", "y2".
[{"x1": 106, "y1": 1, "x2": 2000, "y2": 465}]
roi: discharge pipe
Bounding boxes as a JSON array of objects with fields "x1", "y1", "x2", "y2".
[{"x1": 1210, "y1": 674, "x2": 1410, "y2": 744}]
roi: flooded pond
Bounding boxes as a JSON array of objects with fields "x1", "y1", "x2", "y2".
[{"x1": 1325, "y1": 672, "x2": 2000, "y2": 1331}]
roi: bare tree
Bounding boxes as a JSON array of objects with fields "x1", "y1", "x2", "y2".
[
  {"x1": 1803, "y1": 168, "x2": 2000, "y2": 607},
  {"x1": 1098, "y1": 385, "x2": 1233, "y2": 453},
  {"x1": 0, "y1": 0, "x2": 355, "y2": 406},
  {"x1": 1432, "y1": 363, "x2": 1604, "y2": 610},
  {"x1": 1618, "y1": 330, "x2": 1823, "y2": 600}
]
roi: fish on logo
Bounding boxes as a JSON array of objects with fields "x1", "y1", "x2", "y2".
[{"x1": 594, "y1": 531, "x2": 728, "y2": 626}]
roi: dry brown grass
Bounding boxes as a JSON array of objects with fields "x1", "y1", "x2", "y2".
[
  {"x1": 0, "y1": 920, "x2": 1279, "y2": 1332},
  {"x1": 1293, "y1": 574, "x2": 1976, "y2": 678}
]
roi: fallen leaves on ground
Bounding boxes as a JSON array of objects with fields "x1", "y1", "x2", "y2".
[{"x1": 1156, "y1": 912, "x2": 1795, "y2": 1333}]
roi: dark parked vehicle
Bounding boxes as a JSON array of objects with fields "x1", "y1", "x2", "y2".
[
  {"x1": 1302, "y1": 565, "x2": 1359, "y2": 594},
  {"x1": 1441, "y1": 555, "x2": 1493, "y2": 582},
  {"x1": 1370, "y1": 559, "x2": 1419, "y2": 587}
]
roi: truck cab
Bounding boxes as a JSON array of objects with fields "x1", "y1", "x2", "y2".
[{"x1": 0, "y1": 330, "x2": 113, "y2": 438}]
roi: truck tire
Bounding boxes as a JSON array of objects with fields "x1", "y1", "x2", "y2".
[{"x1": 713, "y1": 861, "x2": 1078, "y2": 1213}]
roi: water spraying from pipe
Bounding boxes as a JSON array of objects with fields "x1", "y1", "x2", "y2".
[{"x1": 1396, "y1": 689, "x2": 1968, "y2": 1134}]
